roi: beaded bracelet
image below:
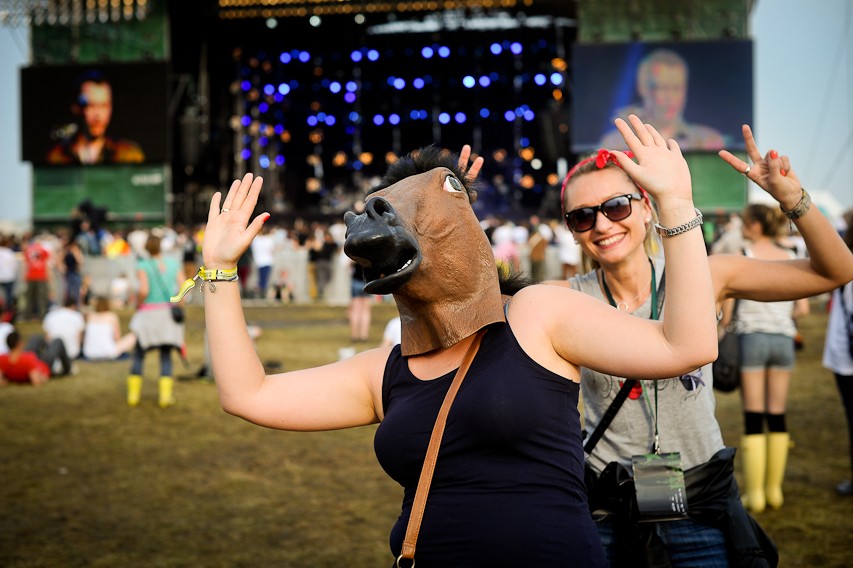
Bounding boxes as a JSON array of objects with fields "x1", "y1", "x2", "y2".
[{"x1": 170, "y1": 266, "x2": 239, "y2": 302}]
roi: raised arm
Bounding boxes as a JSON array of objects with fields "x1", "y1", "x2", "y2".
[
  {"x1": 715, "y1": 124, "x2": 853, "y2": 302},
  {"x1": 199, "y1": 174, "x2": 386, "y2": 431},
  {"x1": 515, "y1": 115, "x2": 717, "y2": 379}
]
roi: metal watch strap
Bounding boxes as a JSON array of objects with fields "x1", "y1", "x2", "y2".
[{"x1": 654, "y1": 208, "x2": 703, "y2": 238}]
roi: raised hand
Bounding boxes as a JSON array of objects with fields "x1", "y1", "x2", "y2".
[
  {"x1": 718, "y1": 124, "x2": 803, "y2": 208},
  {"x1": 609, "y1": 114, "x2": 692, "y2": 206},
  {"x1": 458, "y1": 144, "x2": 484, "y2": 184},
  {"x1": 203, "y1": 173, "x2": 269, "y2": 270}
]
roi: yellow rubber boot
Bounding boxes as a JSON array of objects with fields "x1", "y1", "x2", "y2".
[
  {"x1": 765, "y1": 432, "x2": 790, "y2": 509},
  {"x1": 740, "y1": 434, "x2": 767, "y2": 513},
  {"x1": 158, "y1": 376, "x2": 175, "y2": 408},
  {"x1": 127, "y1": 375, "x2": 143, "y2": 407}
]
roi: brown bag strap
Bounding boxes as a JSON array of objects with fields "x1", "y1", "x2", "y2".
[{"x1": 396, "y1": 328, "x2": 487, "y2": 568}]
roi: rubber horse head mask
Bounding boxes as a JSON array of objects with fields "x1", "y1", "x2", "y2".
[{"x1": 343, "y1": 147, "x2": 505, "y2": 356}]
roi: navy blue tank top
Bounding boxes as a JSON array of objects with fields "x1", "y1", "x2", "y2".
[{"x1": 374, "y1": 321, "x2": 606, "y2": 567}]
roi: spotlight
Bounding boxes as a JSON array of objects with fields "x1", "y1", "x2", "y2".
[
  {"x1": 266, "y1": 18, "x2": 277, "y2": 29},
  {"x1": 309, "y1": 15, "x2": 321, "y2": 27}
]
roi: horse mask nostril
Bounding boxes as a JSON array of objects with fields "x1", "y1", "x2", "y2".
[{"x1": 367, "y1": 197, "x2": 396, "y2": 220}]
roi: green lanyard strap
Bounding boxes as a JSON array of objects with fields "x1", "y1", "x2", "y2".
[{"x1": 600, "y1": 258, "x2": 662, "y2": 454}]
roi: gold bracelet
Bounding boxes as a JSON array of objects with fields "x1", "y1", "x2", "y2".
[{"x1": 170, "y1": 266, "x2": 239, "y2": 302}]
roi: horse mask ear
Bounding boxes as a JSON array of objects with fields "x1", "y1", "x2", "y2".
[{"x1": 346, "y1": 166, "x2": 505, "y2": 356}]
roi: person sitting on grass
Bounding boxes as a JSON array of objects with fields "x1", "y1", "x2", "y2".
[{"x1": 0, "y1": 331, "x2": 73, "y2": 386}]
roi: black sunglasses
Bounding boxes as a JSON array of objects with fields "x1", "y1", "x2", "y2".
[{"x1": 564, "y1": 194, "x2": 643, "y2": 233}]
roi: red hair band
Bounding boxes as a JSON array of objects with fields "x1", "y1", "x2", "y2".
[{"x1": 560, "y1": 149, "x2": 649, "y2": 219}]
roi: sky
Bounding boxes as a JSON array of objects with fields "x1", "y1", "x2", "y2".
[{"x1": 1, "y1": 0, "x2": 851, "y2": 228}]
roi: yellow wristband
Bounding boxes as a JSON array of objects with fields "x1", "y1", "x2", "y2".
[{"x1": 170, "y1": 266, "x2": 239, "y2": 302}]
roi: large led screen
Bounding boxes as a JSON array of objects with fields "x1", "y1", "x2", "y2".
[
  {"x1": 21, "y1": 62, "x2": 169, "y2": 165},
  {"x1": 571, "y1": 41, "x2": 753, "y2": 153}
]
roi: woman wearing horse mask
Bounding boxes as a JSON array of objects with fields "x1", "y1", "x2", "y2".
[{"x1": 186, "y1": 115, "x2": 718, "y2": 567}]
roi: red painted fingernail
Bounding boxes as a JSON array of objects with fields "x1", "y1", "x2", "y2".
[
  {"x1": 780, "y1": 169, "x2": 787, "y2": 176},
  {"x1": 770, "y1": 150, "x2": 778, "y2": 159}
]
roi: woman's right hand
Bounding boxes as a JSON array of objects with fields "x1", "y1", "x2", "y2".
[{"x1": 203, "y1": 173, "x2": 270, "y2": 270}]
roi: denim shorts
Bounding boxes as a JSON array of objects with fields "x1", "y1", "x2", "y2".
[{"x1": 738, "y1": 332, "x2": 795, "y2": 372}]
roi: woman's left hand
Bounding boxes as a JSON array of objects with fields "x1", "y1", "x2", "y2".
[{"x1": 718, "y1": 124, "x2": 803, "y2": 210}]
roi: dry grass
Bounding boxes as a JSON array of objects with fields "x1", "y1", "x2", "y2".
[{"x1": 1, "y1": 300, "x2": 851, "y2": 567}]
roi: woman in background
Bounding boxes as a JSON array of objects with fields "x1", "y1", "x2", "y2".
[
  {"x1": 83, "y1": 296, "x2": 136, "y2": 360},
  {"x1": 127, "y1": 233, "x2": 185, "y2": 407},
  {"x1": 821, "y1": 208, "x2": 853, "y2": 496}
]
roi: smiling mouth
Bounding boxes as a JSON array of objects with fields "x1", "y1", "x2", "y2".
[{"x1": 595, "y1": 234, "x2": 625, "y2": 247}]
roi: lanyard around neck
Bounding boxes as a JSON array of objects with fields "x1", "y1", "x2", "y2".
[
  {"x1": 601, "y1": 257, "x2": 662, "y2": 453},
  {"x1": 601, "y1": 258, "x2": 658, "y2": 320}
]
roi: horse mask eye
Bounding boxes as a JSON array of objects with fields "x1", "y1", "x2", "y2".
[{"x1": 443, "y1": 175, "x2": 464, "y2": 194}]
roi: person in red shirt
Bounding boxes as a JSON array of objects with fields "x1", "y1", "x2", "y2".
[
  {"x1": 0, "y1": 331, "x2": 71, "y2": 386},
  {"x1": 23, "y1": 236, "x2": 51, "y2": 320}
]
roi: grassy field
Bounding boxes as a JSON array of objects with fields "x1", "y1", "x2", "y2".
[{"x1": 1, "y1": 300, "x2": 851, "y2": 567}]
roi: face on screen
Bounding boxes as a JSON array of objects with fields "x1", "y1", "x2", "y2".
[
  {"x1": 642, "y1": 62, "x2": 687, "y2": 124},
  {"x1": 79, "y1": 81, "x2": 113, "y2": 138}
]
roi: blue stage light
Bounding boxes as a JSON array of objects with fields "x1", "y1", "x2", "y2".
[
  {"x1": 438, "y1": 46, "x2": 450, "y2": 58},
  {"x1": 455, "y1": 112, "x2": 466, "y2": 124},
  {"x1": 263, "y1": 84, "x2": 275, "y2": 96},
  {"x1": 389, "y1": 114, "x2": 400, "y2": 125},
  {"x1": 241, "y1": 148, "x2": 251, "y2": 160},
  {"x1": 479, "y1": 76, "x2": 491, "y2": 87},
  {"x1": 510, "y1": 42, "x2": 522, "y2": 55},
  {"x1": 279, "y1": 53, "x2": 292, "y2": 64},
  {"x1": 346, "y1": 81, "x2": 358, "y2": 92},
  {"x1": 367, "y1": 49, "x2": 379, "y2": 61},
  {"x1": 344, "y1": 92, "x2": 356, "y2": 103},
  {"x1": 479, "y1": 108, "x2": 490, "y2": 118},
  {"x1": 298, "y1": 51, "x2": 311, "y2": 63},
  {"x1": 524, "y1": 110, "x2": 535, "y2": 121},
  {"x1": 351, "y1": 50, "x2": 363, "y2": 62},
  {"x1": 259, "y1": 137, "x2": 268, "y2": 147},
  {"x1": 462, "y1": 76, "x2": 475, "y2": 88},
  {"x1": 520, "y1": 137, "x2": 529, "y2": 147},
  {"x1": 413, "y1": 77, "x2": 425, "y2": 89},
  {"x1": 275, "y1": 155, "x2": 285, "y2": 166},
  {"x1": 410, "y1": 109, "x2": 420, "y2": 119},
  {"x1": 325, "y1": 115, "x2": 336, "y2": 126},
  {"x1": 438, "y1": 112, "x2": 450, "y2": 124},
  {"x1": 504, "y1": 110, "x2": 515, "y2": 122},
  {"x1": 259, "y1": 155, "x2": 270, "y2": 168},
  {"x1": 240, "y1": 80, "x2": 251, "y2": 92},
  {"x1": 418, "y1": 110, "x2": 428, "y2": 119},
  {"x1": 330, "y1": 81, "x2": 342, "y2": 93},
  {"x1": 534, "y1": 73, "x2": 546, "y2": 86},
  {"x1": 421, "y1": 46, "x2": 434, "y2": 58},
  {"x1": 278, "y1": 83, "x2": 290, "y2": 95},
  {"x1": 307, "y1": 116, "x2": 318, "y2": 126},
  {"x1": 393, "y1": 77, "x2": 406, "y2": 89},
  {"x1": 373, "y1": 114, "x2": 385, "y2": 126},
  {"x1": 273, "y1": 124, "x2": 284, "y2": 135},
  {"x1": 550, "y1": 72, "x2": 563, "y2": 85},
  {"x1": 490, "y1": 43, "x2": 501, "y2": 55},
  {"x1": 259, "y1": 102, "x2": 269, "y2": 113},
  {"x1": 353, "y1": 160, "x2": 363, "y2": 170},
  {"x1": 241, "y1": 116, "x2": 251, "y2": 127}
]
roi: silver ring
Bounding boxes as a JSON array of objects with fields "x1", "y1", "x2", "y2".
[
  {"x1": 743, "y1": 165, "x2": 751, "y2": 176},
  {"x1": 221, "y1": 208, "x2": 230, "y2": 213}
]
